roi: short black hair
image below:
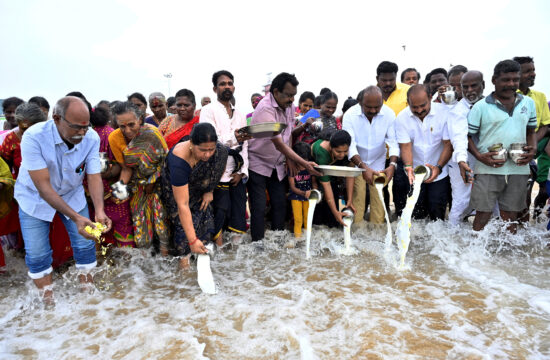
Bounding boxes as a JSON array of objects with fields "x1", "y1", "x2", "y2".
[
  {"x1": 2, "y1": 97, "x2": 24, "y2": 111},
  {"x1": 270, "y1": 72, "x2": 299, "y2": 95},
  {"x1": 28, "y1": 96, "x2": 50, "y2": 110},
  {"x1": 329, "y1": 130, "x2": 352, "y2": 148},
  {"x1": 90, "y1": 106, "x2": 110, "y2": 127},
  {"x1": 429, "y1": 68, "x2": 448, "y2": 79},
  {"x1": 298, "y1": 91, "x2": 315, "y2": 104},
  {"x1": 512, "y1": 56, "x2": 534, "y2": 65},
  {"x1": 448, "y1": 65, "x2": 468, "y2": 78},
  {"x1": 314, "y1": 96, "x2": 323, "y2": 108},
  {"x1": 166, "y1": 96, "x2": 176, "y2": 107},
  {"x1": 212, "y1": 70, "x2": 234, "y2": 87},
  {"x1": 174, "y1": 89, "x2": 196, "y2": 105},
  {"x1": 376, "y1": 61, "x2": 398, "y2": 76},
  {"x1": 292, "y1": 141, "x2": 311, "y2": 161},
  {"x1": 127, "y1": 92, "x2": 147, "y2": 107},
  {"x1": 66, "y1": 91, "x2": 92, "y2": 114},
  {"x1": 493, "y1": 59, "x2": 521, "y2": 78},
  {"x1": 401, "y1": 68, "x2": 421, "y2": 82},
  {"x1": 424, "y1": 72, "x2": 432, "y2": 84},
  {"x1": 319, "y1": 87, "x2": 332, "y2": 96},
  {"x1": 320, "y1": 91, "x2": 338, "y2": 105},
  {"x1": 342, "y1": 97, "x2": 359, "y2": 114},
  {"x1": 250, "y1": 93, "x2": 262, "y2": 100},
  {"x1": 190, "y1": 122, "x2": 217, "y2": 145}
]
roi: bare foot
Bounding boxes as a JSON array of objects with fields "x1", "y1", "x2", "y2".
[
  {"x1": 179, "y1": 255, "x2": 191, "y2": 270},
  {"x1": 215, "y1": 234, "x2": 223, "y2": 247},
  {"x1": 160, "y1": 246, "x2": 169, "y2": 257}
]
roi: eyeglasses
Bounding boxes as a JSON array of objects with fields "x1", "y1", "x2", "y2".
[{"x1": 61, "y1": 116, "x2": 90, "y2": 131}]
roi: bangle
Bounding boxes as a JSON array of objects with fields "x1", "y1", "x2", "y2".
[
  {"x1": 403, "y1": 164, "x2": 413, "y2": 168},
  {"x1": 389, "y1": 161, "x2": 398, "y2": 168},
  {"x1": 357, "y1": 161, "x2": 364, "y2": 168},
  {"x1": 188, "y1": 238, "x2": 199, "y2": 246}
]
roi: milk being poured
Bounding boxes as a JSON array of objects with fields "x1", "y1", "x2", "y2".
[{"x1": 395, "y1": 173, "x2": 424, "y2": 269}]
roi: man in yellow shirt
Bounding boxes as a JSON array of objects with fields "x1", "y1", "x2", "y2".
[
  {"x1": 375, "y1": 61, "x2": 410, "y2": 218},
  {"x1": 513, "y1": 56, "x2": 550, "y2": 215},
  {"x1": 376, "y1": 61, "x2": 410, "y2": 116}
]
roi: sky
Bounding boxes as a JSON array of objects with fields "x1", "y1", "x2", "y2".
[{"x1": 1, "y1": 0, "x2": 550, "y2": 115}]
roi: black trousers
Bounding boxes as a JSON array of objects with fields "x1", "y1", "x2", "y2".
[
  {"x1": 247, "y1": 169, "x2": 288, "y2": 241},
  {"x1": 213, "y1": 180, "x2": 247, "y2": 237},
  {"x1": 392, "y1": 159, "x2": 410, "y2": 217},
  {"x1": 408, "y1": 175, "x2": 450, "y2": 221}
]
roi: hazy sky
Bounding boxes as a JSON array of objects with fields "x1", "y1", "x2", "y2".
[{"x1": 1, "y1": 0, "x2": 549, "y2": 115}]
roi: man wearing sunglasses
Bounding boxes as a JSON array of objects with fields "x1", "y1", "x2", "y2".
[{"x1": 14, "y1": 96, "x2": 112, "y2": 303}]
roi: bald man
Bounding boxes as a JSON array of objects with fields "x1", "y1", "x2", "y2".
[
  {"x1": 343, "y1": 86, "x2": 399, "y2": 224},
  {"x1": 447, "y1": 71, "x2": 485, "y2": 225},
  {"x1": 395, "y1": 85, "x2": 453, "y2": 220},
  {"x1": 14, "y1": 96, "x2": 112, "y2": 301}
]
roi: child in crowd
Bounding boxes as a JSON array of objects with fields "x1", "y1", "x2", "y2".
[{"x1": 288, "y1": 142, "x2": 316, "y2": 238}]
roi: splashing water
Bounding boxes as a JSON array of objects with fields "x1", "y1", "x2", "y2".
[
  {"x1": 0, "y1": 217, "x2": 549, "y2": 359},
  {"x1": 395, "y1": 175, "x2": 424, "y2": 269}
]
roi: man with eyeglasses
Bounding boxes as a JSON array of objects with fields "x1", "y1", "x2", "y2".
[{"x1": 14, "y1": 96, "x2": 112, "y2": 303}]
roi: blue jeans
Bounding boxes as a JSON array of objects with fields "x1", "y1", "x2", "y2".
[{"x1": 19, "y1": 206, "x2": 97, "y2": 278}]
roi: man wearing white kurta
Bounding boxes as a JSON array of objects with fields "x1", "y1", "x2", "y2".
[
  {"x1": 447, "y1": 71, "x2": 485, "y2": 225},
  {"x1": 200, "y1": 70, "x2": 249, "y2": 244},
  {"x1": 343, "y1": 86, "x2": 399, "y2": 224},
  {"x1": 396, "y1": 85, "x2": 453, "y2": 220}
]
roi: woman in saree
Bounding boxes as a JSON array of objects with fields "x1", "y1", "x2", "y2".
[
  {"x1": 87, "y1": 106, "x2": 134, "y2": 248},
  {"x1": 161, "y1": 123, "x2": 227, "y2": 268},
  {"x1": 0, "y1": 103, "x2": 46, "y2": 252},
  {"x1": 108, "y1": 101, "x2": 170, "y2": 252},
  {"x1": 158, "y1": 89, "x2": 200, "y2": 149},
  {"x1": 0, "y1": 157, "x2": 15, "y2": 270}
]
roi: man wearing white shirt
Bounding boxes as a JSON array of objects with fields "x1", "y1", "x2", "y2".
[
  {"x1": 200, "y1": 70, "x2": 250, "y2": 244},
  {"x1": 396, "y1": 85, "x2": 453, "y2": 220},
  {"x1": 343, "y1": 86, "x2": 398, "y2": 224},
  {"x1": 447, "y1": 71, "x2": 485, "y2": 225}
]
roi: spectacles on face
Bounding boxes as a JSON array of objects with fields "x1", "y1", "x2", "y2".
[{"x1": 61, "y1": 116, "x2": 90, "y2": 131}]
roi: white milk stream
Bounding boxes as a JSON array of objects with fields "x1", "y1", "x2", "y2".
[
  {"x1": 395, "y1": 174, "x2": 424, "y2": 269},
  {"x1": 374, "y1": 179, "x2": 393, "y2": 250},
  {"x1": 305, "y1": 190, "x2": 321, "y2": 260}
]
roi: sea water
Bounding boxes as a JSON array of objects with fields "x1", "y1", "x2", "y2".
[{"x1": 1, "y1": 218, "x2": 549, "y2": 359}]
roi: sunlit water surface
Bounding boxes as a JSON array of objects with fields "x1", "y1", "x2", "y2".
[{"x1": 1, "y1": 219, "x2": 549, "y2": 359}]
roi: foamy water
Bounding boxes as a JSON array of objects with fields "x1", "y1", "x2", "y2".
[{"x1": 1, "y1": 218, "x2": 549, "y2": 359}]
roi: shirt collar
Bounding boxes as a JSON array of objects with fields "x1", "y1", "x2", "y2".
[
  {"x1": 267, "y1": 92, "x2": 285, "y2": 111},
  {"x1": 52, "y1": 120, "x2": 65, "y2": 145},
  {"x1": 215, "y1": 99, "x2": 235, "y2": 110}
]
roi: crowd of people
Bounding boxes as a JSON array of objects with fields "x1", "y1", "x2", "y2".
[{"x1": 0, "y1": 56, "x2": 548, "y2": 300}]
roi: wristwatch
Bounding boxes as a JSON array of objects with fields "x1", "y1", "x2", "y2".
[
  {"x1": 389, "y1": 161, "x2": 398, "y2": 168},
  {"x1": 436, "y1": 164, "x2": 443, "y2": 173}
]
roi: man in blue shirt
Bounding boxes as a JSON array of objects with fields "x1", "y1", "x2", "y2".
[
  {"x1": 15, "y1": 96, "x2": 112, "y2": 301},
  {"x1": 467, "y1": 60, "x2": 537, "y2": 233}
]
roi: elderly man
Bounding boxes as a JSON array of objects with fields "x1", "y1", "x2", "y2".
[
  {"x1": 396, "y1": 85, "x2": 452, "y2": 220},
  {"x1": 446, "y1": 71, "x2": 485, "y2": 225},
  {"x1": 513, "y1": 56, "x2": 550, "y2": 214},
  {"x1": 200, "y1": 70, "x2": 250, "y2": 245},
  {"x1": 247, "y1": 72, "x2": 320, "y2": 242},
  {"x1": 467, "y1": 60, "x2": 537, "y2": 233},
  {"x1": 15, "y1": 96, "x2": 112, "y2": 300},
  {"x1": 343, "y1": 86, "x2": 398, "y2": 224}
]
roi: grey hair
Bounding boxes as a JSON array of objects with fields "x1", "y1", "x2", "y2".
[
  {"x1": 148, "y1": 92, "x2": 166, "y2": 103},
  {"x1": 53, "y1": 96, "x2": 87, "y2": 118},
  {"x1": 111, "y1": 101, "x2": 143, "y2": 123},
  {"x1": 15, "y1": 102, "x2": 47, "y2": 125}
]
